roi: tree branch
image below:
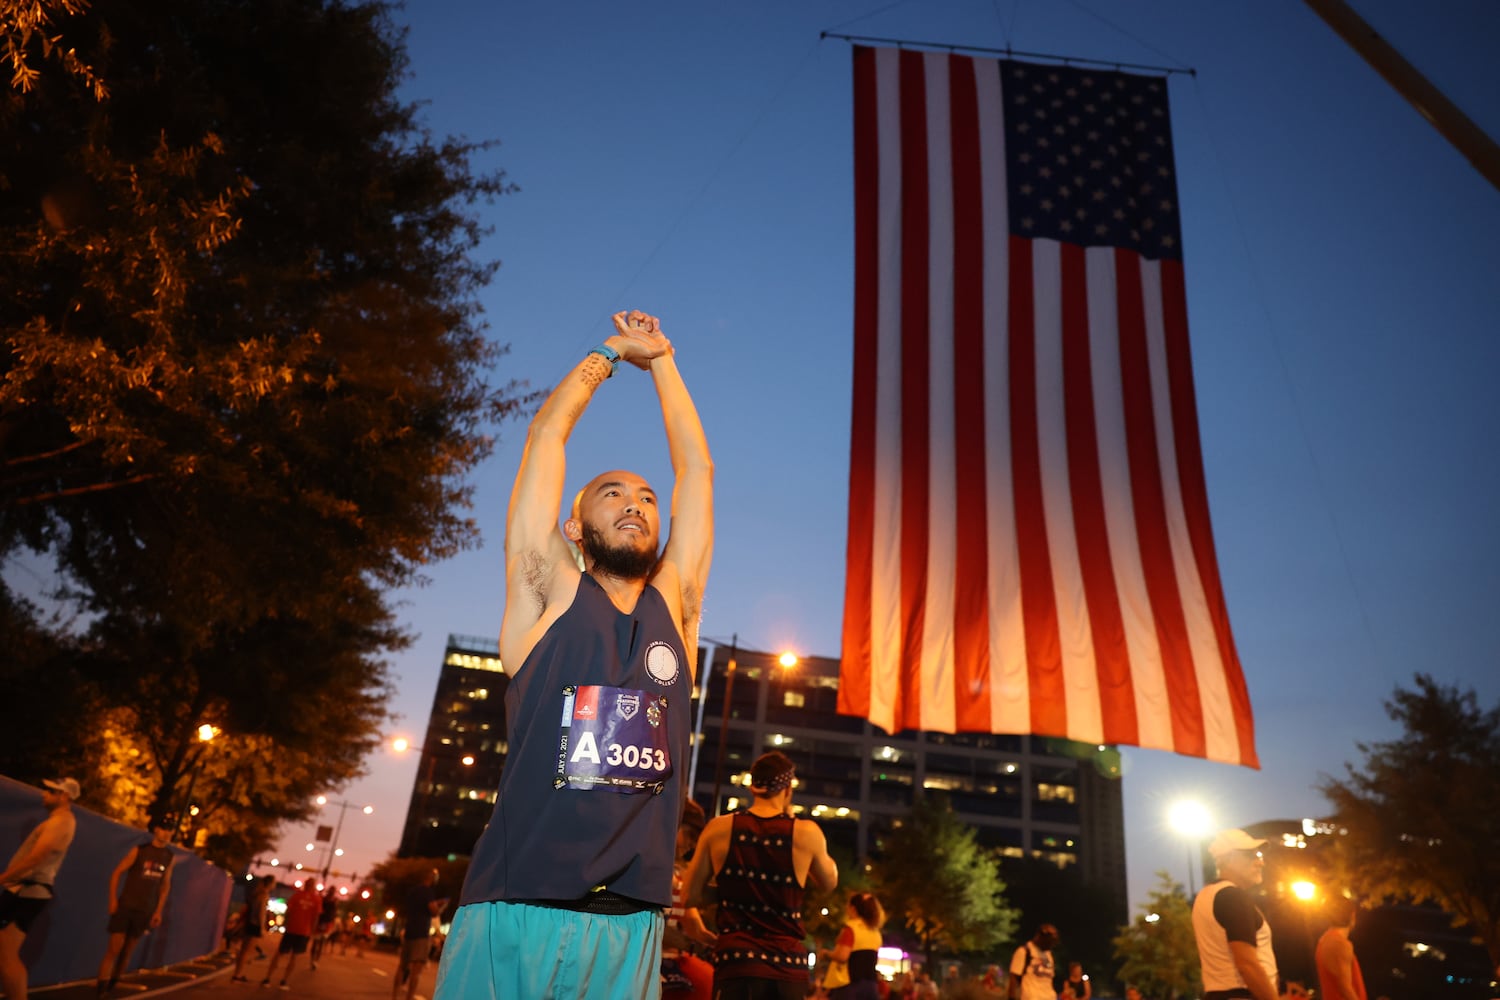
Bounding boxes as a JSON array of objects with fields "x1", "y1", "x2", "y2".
[{"x1": 12, "y1": 473, "x2": 158, "y2": 504}]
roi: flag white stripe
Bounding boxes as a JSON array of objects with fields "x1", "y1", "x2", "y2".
[
  {"x1": 921, "y1": 52, "x2": 958, "y2": 732},
  {"x1": 977, "y1": 62, "x2": 1029, "y2": 735},
  {"x1": 869, "y1": 46, "x2": 904, "y2": 734}
]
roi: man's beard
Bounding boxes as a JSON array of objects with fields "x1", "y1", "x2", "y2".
[{"x1": 581, "y1": 522, "x2": 659, "y2": 581}]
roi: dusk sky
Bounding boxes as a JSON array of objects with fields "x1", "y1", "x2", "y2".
[{"x1": 272, "y1": 0, "x2": 1500, "y2": 916}]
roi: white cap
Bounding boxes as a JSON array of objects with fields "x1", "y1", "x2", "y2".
[
  {"x1": 43, "y1": 777, "x2": 81, "y2": 800},
  {"x1": 1207, "y1": 828, "x2": 1266, "y2": 857}
]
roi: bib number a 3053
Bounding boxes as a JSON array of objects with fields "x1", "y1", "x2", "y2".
[{"x1": 555, "y1": 684, "x2": 673, "y2": 792}]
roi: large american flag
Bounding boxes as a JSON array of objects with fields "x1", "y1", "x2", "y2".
[{"x1": 838, "y1": 46, "x2": 1258, "y2": 767}]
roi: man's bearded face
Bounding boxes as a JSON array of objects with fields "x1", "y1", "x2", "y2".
[{"x1": 581, "y1": 520, "x2": 658, "y2": 580}]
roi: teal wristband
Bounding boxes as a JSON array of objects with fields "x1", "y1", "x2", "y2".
[{"x1": 589, "y1": 344, "x2": 620, "y2": 377}]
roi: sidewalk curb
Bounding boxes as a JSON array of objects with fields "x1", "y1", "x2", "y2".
[{"x1": 34, "y1": 951, "x2": 235, "y2": 1000}]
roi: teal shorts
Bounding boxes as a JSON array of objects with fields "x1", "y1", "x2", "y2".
[{"x1": 434, "y1": 900, "x2": 664, "y2": 1000}]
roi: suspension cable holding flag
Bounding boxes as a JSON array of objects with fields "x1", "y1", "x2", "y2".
[
  {"x1": 835, "y1": 43, "x2": 1258, "y2": 768},
  {"x1": 819, "y1": 31, "x2": 1196, "y2": 79}
]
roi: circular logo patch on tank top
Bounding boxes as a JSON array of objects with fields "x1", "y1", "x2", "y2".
[{"x1": 645, "y1": 641, "x2": 679, "y2": 686}]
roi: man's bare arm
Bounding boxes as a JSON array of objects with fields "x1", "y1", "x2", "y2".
[
  {"x1": 1325, "y1": 937, "x2": 1358, "y2": 1000},
  {"x1": 1228, "y1": 940, "x2": 1279, "y2": 1000},
  {"x1": 632, "y1": 313, "x2": 713, "y2": 678},
  {"x1": 684, "y1": 817, "x2": 729, "y2": 909},
  {"x1": 151, "y1": 858, "x2": 175, "y2": 925},
  {"x1": 106, "y1": 847, "x2": 136, "y2": 914},
  {"x1": 500, "y1": 319, "x2": 669, "y2": 664},
  {"x1": 798, "y1": 821, "x2": 838, "y2": 892}
]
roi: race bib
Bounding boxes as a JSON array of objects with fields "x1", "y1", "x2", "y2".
[{"x1": 555, "y1": 685, "x2": 673, "y2": 793}]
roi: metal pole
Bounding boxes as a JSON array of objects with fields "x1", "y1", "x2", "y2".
[
  {"x1": 686, "y1": 641, "x2": 717, "y2": 794},
  {"x1": 321, "y1": 800, "x2": 351, "y2": 881},
  {"x1": 173, "y1": 758, "x2": 201, "y2": 844},
  {"x1": 1186, "y1": 842, "x2": 1196, "y2": 896},
  {"x1": 708, "y1": 634, "x2": 739, "y2": 816},
  {"x1": 1304, "y1": 0, "x2": 1500, "y2": 193}
]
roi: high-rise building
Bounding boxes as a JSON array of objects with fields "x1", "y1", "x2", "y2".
[
  {"x1": 690, "y1": 645, "x2": 1126, "y2": 907},
  {"x1": 399, "y1": 636, "x2": 1127, "y2": 923},
  {"x1": 395, "y1": 634, "x2": 509, "y2": 859}
]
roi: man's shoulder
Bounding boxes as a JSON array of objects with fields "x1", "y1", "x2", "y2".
[
  {"x1": 39, "y1": 809, "x2": 77, "y2": 839},
  {"x1": 702, "y1": 813, "x2": 735, "y2": 838}
]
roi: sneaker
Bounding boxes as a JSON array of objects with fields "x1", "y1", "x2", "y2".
[
  {"x1": 259, "y1": 981, "x2": 270, "y2": 989},
  {"x1": 231, "y1": 975, "x2": 248, "y2": 984},
  {"x1": 278, "y1": 984, "x2": 291, "y2": 992}
]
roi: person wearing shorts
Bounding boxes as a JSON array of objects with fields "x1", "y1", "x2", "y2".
[
  {"x1": 0, "y1": 778, "x2": 79, "y2": 1000},
  {"x1": 260, "y1": 876, "x2": 321, "y2": 989},
  {"x1": 394, "y1": 869, "x2": 446, "y2": 1000},
  {"x1": 230, "y1": 876, "x2": 274, "y2": 983},
  {"x1": 95, "y1": 814, "x2": 176, "y2": 996}
]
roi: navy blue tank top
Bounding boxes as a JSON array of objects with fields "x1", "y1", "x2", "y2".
[{"x1": 459, "y1": 573, "x2": 691, "y2": 908}]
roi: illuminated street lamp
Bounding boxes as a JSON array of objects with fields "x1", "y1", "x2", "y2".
[
  {"x1": 708, "y1": 639, "x2": 798, "y2": 816},
  {"x1": 175, "y1": 724, "x2": 220, "y2": 843},
  {"x1": 1167, "y1": 799, "x2": 1213, "y2": 895}
]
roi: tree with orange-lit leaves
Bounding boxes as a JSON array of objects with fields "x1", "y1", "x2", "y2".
[{"x1": 0, "y1": 0, "x2": 533, "y2": 861}]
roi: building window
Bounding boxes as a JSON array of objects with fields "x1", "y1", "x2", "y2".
[
  {"x1": 1036, "y1": 782, "x2": 1077, "y2": 803},
  {"x1": 783, "y1": 690, "x2": 805, "y2": 707},
  {"x1": 445, "y1": 652, "x2": 505, "y2": 674}
]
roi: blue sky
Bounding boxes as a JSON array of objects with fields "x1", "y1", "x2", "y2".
[{"x1": 275, "y1": 0, "x2": 1500, "y2": 916}]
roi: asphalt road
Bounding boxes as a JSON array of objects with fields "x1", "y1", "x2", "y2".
[{"x1": 35, "y1": 946, "x2": 428, "y2": 1000}]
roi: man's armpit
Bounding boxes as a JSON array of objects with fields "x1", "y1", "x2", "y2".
[
  {"x1": 517, "y1": 550, "x2": 551, "y2": 614},
  {"x1": 680, "y1": 581, "x2": 702, "y2": 636}
]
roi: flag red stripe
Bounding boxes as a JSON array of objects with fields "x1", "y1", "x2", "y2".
[
  {"x1": 948, "y1": 54, "x2": 992, "y2": 732},
  {"x1": 1008, "y1": 236, "x2": 1066, "y2": 735},
  {"x1": 837, "y1": 45, "x2": 879, "y2": 720},
  {"x1": 1115, "y1": 249, "x2": 1206, "y2": 756},
  {"x1": 1061, "y1": 246, "x2": 1139, "y2": 746},
  {"x1": 896, "y1": 49, "x2": 930, "y2": 731},
  {"x1": 1160, "y1": 260, "x2": 1259, "y2": 765}
]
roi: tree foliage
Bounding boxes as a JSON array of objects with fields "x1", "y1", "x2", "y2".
[
  {"x1": 869, "y1": 793, "x2": 1019, "y2": 966},
  {"x1": 1319, "y1": 674, "x2": 1500, "y2": 966},
  {"x1": 1000, "y1": 853, "x2": 1123, "y2": 984},
  {"x1": 802, "y1": 840, "x2": 874, "y2": 947},
  {"x1": 366, "y1": 855, "x2": 469, "y2": 930},
  {"x1": 1111, "y1": 871, "x2": 1200, "y2": 1000},
  {"x1": 0, "y1": 0, "x2": 530, "y2": 863}
]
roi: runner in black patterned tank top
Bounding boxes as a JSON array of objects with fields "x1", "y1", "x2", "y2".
[{"x1": 686, "y1": 752, "x2": 838, "y2": 1000}]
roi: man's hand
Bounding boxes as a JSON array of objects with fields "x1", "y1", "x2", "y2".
[{"x1": 611, "y1": 309, "x2": 672, "y2": 369}]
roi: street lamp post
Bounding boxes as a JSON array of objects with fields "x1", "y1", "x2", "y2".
[
  {"x1": 707, "y1": 635, "x2": 740, "y2": 817},
  {"x1": 705, "y1": 640, "x2": 798, "y2": 817},
  {"x1": 314, "y1": 795, "x2": 373, "y2": 881},
  {"x1": 174, "y1": 724, "x2": 219, "y2": 844},
  {"x1": 1167, "y1": 799, "x2": 1212, "y2": 895}
]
